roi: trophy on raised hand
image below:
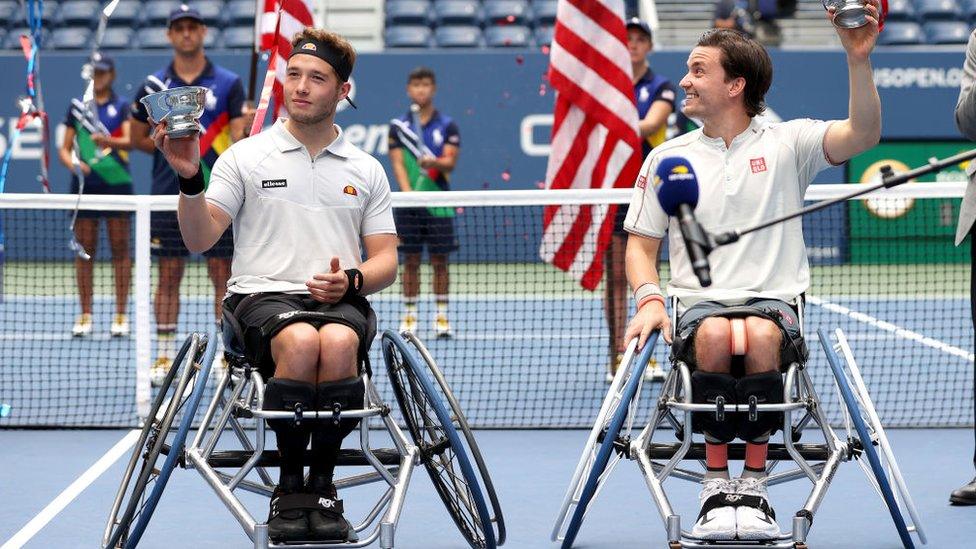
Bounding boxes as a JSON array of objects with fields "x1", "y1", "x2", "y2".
[{"x1": 139, "y1": 86, "x2": 208, "y2": 138}]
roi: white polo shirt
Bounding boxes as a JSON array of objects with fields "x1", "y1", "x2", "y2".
[
  {"x1": 206, "y1": 119, "x2": 397, "y2": 295},
  {"x1": 624, "y1": 117, "x2": 836, "y2": 306}
]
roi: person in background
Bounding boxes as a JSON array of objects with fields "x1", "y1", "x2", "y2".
[
  {"x1": 605, "y1": 18, "x2": 676, "y2": 382},
  {"x1": 951, "y1": 27, "x2": 976, "y2": 507},
  {"x1": 59, "y1": 54, "x2": 133, "y2": 339},
  {"x1": 389, "y1": 67, "x2": 461, "y2": 339},
  {"x1": 129, "y1": 4, "x2": 248, "y2": 384}
]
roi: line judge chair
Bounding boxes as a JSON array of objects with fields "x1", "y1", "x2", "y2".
[
  {"x1": 553, "y1": 297, "x2": 927, "y2": 549},
  {"x1": 101, "y1": 309, "x2": 505, "y2": 548}
]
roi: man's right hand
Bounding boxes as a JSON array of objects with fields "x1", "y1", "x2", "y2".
[
  {"x1": 624, "y1": 301, "x2": 671, "y2": 350},
  {"x1": 151, "y1": 120, "x2": 201, "y2": 179}
]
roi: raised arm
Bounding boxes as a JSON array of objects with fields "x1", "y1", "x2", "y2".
[{"x1": 822, "y1": 0, "x2": 883, "y2": 164}]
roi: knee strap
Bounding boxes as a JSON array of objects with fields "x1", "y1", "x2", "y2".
[
  {"x1": 264, "y1": 378, "x2": 316, "y2": 431},
  {"x1": 736, "y1": 371, "x2": 784, "y2": 442},
  {"x1": 729, "y1": 318, "x2": 747, "y2": 356},
  {"x1": 691, "y1": 371, "x2": 738, "y2": 444},
  {"x1": 316, "y1": 376, "x2": 366, "y2": 440}
]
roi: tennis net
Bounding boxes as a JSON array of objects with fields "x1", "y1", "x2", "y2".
[{"x1": 0, "y1": 185, "x2": 972, "y2": 428}]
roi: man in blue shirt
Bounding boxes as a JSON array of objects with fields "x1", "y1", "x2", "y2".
[
  {"x1": 388, "y1": 67, "x2": 461, "y2": 338},
  {"x1": 129, "y1": 5, "x2": 248, "y2": 383},
  {"x1": 606, "y1": 18, "x2": 676, "y2": 381},
  {"x1": 58, "y1": 54, "x2": 133, "y2": 339}
]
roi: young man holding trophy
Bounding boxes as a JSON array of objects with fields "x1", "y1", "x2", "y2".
[{"x1": 144, "y1": 28, "x2": 399, "y2": 543}]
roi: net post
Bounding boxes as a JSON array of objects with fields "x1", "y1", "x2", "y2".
[{"x1": 134, "y1": 198, "x2": 151, "y2": 420}]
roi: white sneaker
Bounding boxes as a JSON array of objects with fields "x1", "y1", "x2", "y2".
[
  {"x1": 150, "y1": 356, "x2": 172, "y2": 387},
  {"x1": 733, "y1": 477, "x2": 780, "y2": 540},
  {"x1": 433, "y1": 313, "x2": 453, "y2": 339},
  {"x1": 110, "y1": 314, "x2": 129, "y2": 337},
  {"x1": 399, "y1": 311, "x2": 417, "y2": 334},
  {"x1": 72, "y1": 313, "x2": 93, "y2": 337},
  {"x1": 644, "y1": 357, "x2": 666, "y2": 381},
  {"x1": 690, "y1": 478, "x2": 737, "y2": 540},
  {"x1": 605, "y1": 353, "x2": 624, "y2": 383}
]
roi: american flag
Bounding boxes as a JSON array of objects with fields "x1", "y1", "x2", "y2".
[
  {"x1": 258, "y1": 0, "x2": 315, "y2": 119},
  {"x1": 539, "y1": 0, "x2": 642, "y2": 290}
]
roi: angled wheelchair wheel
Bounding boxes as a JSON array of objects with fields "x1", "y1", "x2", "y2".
[
  {"x1": 817, "y1": 328, "x2": 923, "y2": 549},
  {"x1": 382, "y1": 330, "x2": 497, "y2": 549},
  {"x1": 559, "y1": 332, "x2": 659, "y2": 549},
  {"x1": 402, "y1": 331, "x2": 506, "y2": 546},
  {"x1": 102, "y1": 329, "x2": 216, "y2": 549}
]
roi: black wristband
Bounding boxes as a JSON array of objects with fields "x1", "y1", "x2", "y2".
[
  {"x1": 177, "y1": 169, "x2": 205, "y2": 196},
  {"x1": 344, "y1": 268, "x2": 364, "y2": 298}
]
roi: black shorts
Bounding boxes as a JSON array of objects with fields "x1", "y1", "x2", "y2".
[
  {"x1": 671, "y1": 298, "x2": 807, "y2": 370},
  {"x1": 70, "y1": 182, "x2": 133, "y2": 219},
  {"x1": 612, "y1": 204, "x2": 629, "y2": 235},
  {"x1": 222, "y1": 292, "x2": 377, "y2": 379},
  {"x1": 151, "y1": 211, "x2": 233, "y2": 258},
  {"x1": 395, "y1": 207, "x2": 458, "y2": 256}
]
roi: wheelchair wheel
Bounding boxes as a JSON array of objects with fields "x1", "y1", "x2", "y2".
[
  {"x1": 402, "y1": 331, "x2": 506, "y2": 546},
  {"x1": 817, "y1": 328, "x2": 923, "y2": 549},
  {"x1": 559, "y1": 332, "x2": 659, "y2": 549},
  {"x1": 102, "y1": 329, "x2": 217, "y2": 548},
  {"x1": 382, "y1": 330, "x2": 497, "y2": 549}
]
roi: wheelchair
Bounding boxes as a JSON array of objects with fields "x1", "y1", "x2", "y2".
[
  {"x1": 102, "y1": 312, "x2": 505, "y2": 549},
  {"x1": 552, "y1": 299, "x2": 927, "y2": 549}
]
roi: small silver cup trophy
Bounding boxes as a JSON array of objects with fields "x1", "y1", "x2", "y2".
[
  {"x1": 823, "y1": 0, "x2": 871, "y2": 29},
  {"x1": 139, "y1": 85, "x2": 208, "y2": 138}
]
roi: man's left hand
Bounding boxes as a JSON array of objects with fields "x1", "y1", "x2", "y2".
[
  {"x1": 829, "y1": 0, "x2": 880, "y2": 61},
  {"x1": 306, "y1": 257, "x2": 348, "y2": 303},
  {"x1": 419, "y1": 155, "x2": 437, "y2": 169},
  {"x1": 91, "y1": 133, "x2": 111, "y2": 148}
]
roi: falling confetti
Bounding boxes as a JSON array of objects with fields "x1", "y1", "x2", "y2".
[
  {"x1": 515, "y1": 54, "x2": 524, "y2": 65},
  {"x1": 455, "y1": 207, "x2": 464, "y2": 215},
  {"x1": 535, "y1": 181, "x2": 546, "y2": 189},
  {"x1": 501, "y1": 169, "x2": 511, "y2": 182},
  {"x1": 541, "y1": 45, "x2": 550, "y2": 55},
  {"x1": 482, "y1": 181, "x2": 490, "y2": 189},
  {"x1": 538, "y1": 84, "x2": 547, "y2": 96}
]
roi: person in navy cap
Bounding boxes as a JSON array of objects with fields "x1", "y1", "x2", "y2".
[
  {"x1": 58, "y1": 52, "x2": 134, "y2": 340},
  {"x1": 130, "y1": 3, "x2": 252, "y2": 384},
  {"x1": 604, "y1": 17, "x2": 677, "y2": 382}
]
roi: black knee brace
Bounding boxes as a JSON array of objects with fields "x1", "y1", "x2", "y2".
[
  {"x1": 691, "y1": 371, "x2": 738, "y2": 444},
  {"x1": 736, "y1": 371, "x2": 784, "y2": 443},
  {"x1": 315, "y1": 376, "x2": 367, "y2": 441},
  {"x1": 264, "y1": 378, "x2": 315, "y2": 480}
]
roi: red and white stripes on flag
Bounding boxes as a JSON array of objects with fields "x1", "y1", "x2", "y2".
[
  {"x1": 258, "y1": 0, "x2": 315, "y2": 119},
  {"x1": 539, "y1": 0, "x2": 642, "y2": 290}
]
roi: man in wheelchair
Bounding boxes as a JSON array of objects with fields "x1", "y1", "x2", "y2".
[
  {"x1": 148, "y1": 28, "x2": 399, "y2": 542},
  {"x1": 622, "y1": 19, "x2": 883, "y2": 542}
]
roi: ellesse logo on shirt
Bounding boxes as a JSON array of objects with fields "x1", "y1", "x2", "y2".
[{"x1": 262, "y1": 179, "x2": 287, "y2": 188}]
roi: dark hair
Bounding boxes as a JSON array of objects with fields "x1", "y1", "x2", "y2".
[
  {"x1": 697, "y1": 29, "x2": 771, "y2": 117},
  {"x1": 408, "y1": 66, "x2": 436, "y2": 84}
]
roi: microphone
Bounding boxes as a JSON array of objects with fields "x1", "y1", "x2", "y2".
[{"x1": 653, "y1": 156, "x2": 713, "y2": 287}]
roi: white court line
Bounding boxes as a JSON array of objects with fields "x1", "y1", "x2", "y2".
[
  {"x1": 807, "y1": 295, "x2": 975, "y2": 363},
  {"x1": 1, "y1": 429, "x2": 140, "y2": 549}
]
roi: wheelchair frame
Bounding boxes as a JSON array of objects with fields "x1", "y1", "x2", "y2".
[
  {"x1": 553, "y1": 301, "x2": 926, "y2": 549},
  {"x1": 103, "y1": 325, "x2": 504, "y2": 549}
]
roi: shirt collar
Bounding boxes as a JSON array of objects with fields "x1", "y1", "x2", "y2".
[
  {"x1": 634, "y1": 67, "x2": 655, "y2": 86},
  {"x1": 697, "y1": 117, "x2": 764, "y2": 148},
  {"x1": 271, "y1": 119, "x2": 353, "y2": 158},
  {"x1": 405, "y1": 109, "x2": 440, "y2": 127},
  {"x1": 164, "y1": 57, "x2": 215, "y2": 85}
]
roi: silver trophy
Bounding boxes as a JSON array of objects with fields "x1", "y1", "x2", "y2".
[
  {"x1": 139, "y1": 85, "x2": 208, "y2": 138},
  {"x1": 823, "y1": 0, "x2": 870, "y2": 29}
]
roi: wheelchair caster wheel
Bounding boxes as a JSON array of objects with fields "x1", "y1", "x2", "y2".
[
  {"x1": 794, "y1": 543, "x2": 808, "y2": 549},
  {"x1": 668, "y1": 543, "x2": 681, "y2": 549}
]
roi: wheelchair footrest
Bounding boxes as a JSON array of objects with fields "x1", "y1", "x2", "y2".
[
  {"x1": 646, "y1": 442, "x2": 831, "y2": 461},
  {"x1": 205, "y1": 448, "x2": 402, "y2": 468}
]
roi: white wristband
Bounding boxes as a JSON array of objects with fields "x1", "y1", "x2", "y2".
[{"x1": 633, "y1": 282, "x2": 663, "y2": 305}]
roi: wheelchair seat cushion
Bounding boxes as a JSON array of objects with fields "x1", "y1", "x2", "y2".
[{"x1": 672, "y1": 298, "x2": 807, "y2": 371}]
